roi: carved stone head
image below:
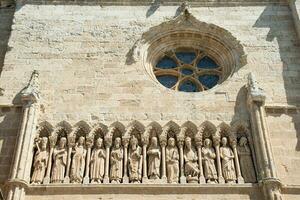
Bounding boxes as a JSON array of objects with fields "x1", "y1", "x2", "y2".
[
  {"x1": 130, "y1": 136, "x2": 138, "y2": 149},
  {"x1": 77, "y1": 136, "x2": 85, "y2": 146},
  {"x1": 185, "y1": 137, "x2": 192, "y2": 149},
  {"x1": 204, "y1": 138, "x2": 212, "y2": 148},
  {"x1": 114, "y1": 137, "x2": 121, "y2": 148},
  {"x1": 40, "y1": 137, "x2": 48, "y2": 150},
  {"x1": 221, "y1": 137, "x2": 228, "y2": 146},
  {"x1": 239, "y1": 136, "x2": 248, "y2": 146},
  {"x1": 168, "y1": 138, "x2": 175, "y2": 147},
  {"x1": 59, "y1": 137, "x2": 67, "y2": 149},
  {"x1": 95, "y1": 138, "x2": 103, "y2": 149},
  {"x1": 150, "y1": 137, "x2": 158, "y2": 147}
]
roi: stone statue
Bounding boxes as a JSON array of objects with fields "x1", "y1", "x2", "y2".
[
  {"x1": 90, "y1": 137, "x2": 106, "y2": 183},
  {"x1": 184, "y1": 137, "x2": 199, "y2": 183},
  {"x1": 51, "y1": 137, "x2": 67, "y2": 183},
  {"x1": 147, "y1": 137, "x2": 161, "y2": 179},
  {"x1": 220, "y1": 137, "x2": 236, "y2": 183},
  {"x1": 202, "y1": 138, "x2": 218, "y2": 183},
  {"x1": 166, "y1": 137, "x2": 179, "y2": 183},
  {"x1": 31, "y1": 137, "x2": 49, "y2": 184},
  {"x1": 128, "y1": 136, "x2": 142, "y2": 183},
  {"x1": 70, "y1": 136, "x2": 87, "y2": 183},
  {"x1": 110, "y1": 137, "x2": 123, "y2": 183},
  {"x1": 237, "y1": 137, "x2": 256, "y2": 183}
]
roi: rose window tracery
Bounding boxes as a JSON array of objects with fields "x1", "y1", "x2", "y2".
[{"x1": 154, "y1": 49, "x2": 222, "y2": 92}]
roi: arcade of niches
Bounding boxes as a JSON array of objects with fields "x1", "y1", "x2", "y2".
[{"x1": 1, "y1": 1, "x2": 300, "y2": 200}]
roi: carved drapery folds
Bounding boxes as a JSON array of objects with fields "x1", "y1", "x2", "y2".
[{"x1": 30, "y1": 120, "x2": 257, "y2": 185}]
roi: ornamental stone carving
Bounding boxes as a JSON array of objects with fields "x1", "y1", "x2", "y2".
[
  {"x1": 237, "y1": 137, "x2": 256, "y2": 183},
  {"x1": 90, "y1": 138, "x2": 106, "y2": 183},
  {"x1": 202, "y1": 138, "x2": 218, "y2": 184},
  {"x1": 128, "y1": 136, "x2": 143, "y2": 183},
  {"x1": 184, "y1": 137, "x2": 199, "y2": 183},
  {"x1": 31, "y1": 137, "x2": 49, "y2": 184},
  {"x1": 30, "y1": 120, "x2": 258, "y2": 186},
  {"x1": 220, "y1": 137, "x2": 236, "y2": 183},
  {"x1": 110, "y1": 137, "x2": 123, "y2": 183},
  {"x1": 147, "y1": 137, "x2": 161, "y2": 179},
  {"x1": 51, "y1": 137, "x2": 67, "y2": 183},
  {"x1": 166, "y1": 138, "x2": 179, "y2": 183},
  {"x1": 70, "y1": 136, "x2": 87, "y2": 183}
]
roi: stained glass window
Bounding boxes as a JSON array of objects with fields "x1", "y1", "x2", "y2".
[{"x1": 154, "y1": 49, "x2": 222, "y2": 92}]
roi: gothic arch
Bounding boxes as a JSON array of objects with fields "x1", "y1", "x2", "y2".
[
  {"x1": 54, "y1": 121, "x2": 72, "y2": 137},
  {"x1": 181, "y1": 121, "x2": 198, "y2": 139},
  {"x1": 36, "y1": 121, "x2": 53, "y2": 137},
  {"x1": 108, "y1": 121, "x2": 126, "y2": 139},
  {"x1": 91, "y1": 123, "x2": 108, "y2": 138},
  {"x1": 198, "y1": 121, "x2": 217, "y2": 139},
  {"x1": 163, "y1": 121, "x2": 180, "y2": 139},
  {"x1": 125, "y1": 120, "x2": 145, "y2": 137},
  {"x1": 73, "y1": 120, "x2": 92, "y2": 137}
]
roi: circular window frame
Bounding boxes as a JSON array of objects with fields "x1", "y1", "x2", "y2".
[
  {"x1": 153, "y1": 47, "x2": 223, "y2": 92},
  {"x1": 133, "y1": 14, "x2": 247, "y2": 94}
]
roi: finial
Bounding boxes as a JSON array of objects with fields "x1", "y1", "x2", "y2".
[
  {"x1": 21, "y1": 70, "x2": 40, "y2": 104},
  {"x1": 247, "y1": 72, "x2": 266, "y2": 104},
  {"x1": 179, "y1": 1, "x2": 191, "y2": 18}
]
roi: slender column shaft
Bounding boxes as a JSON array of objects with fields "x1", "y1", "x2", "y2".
[
  {"x1": 161, "y1": 145, "x2": 166, "y2": 179},
  {"x1": 233, "y1": 146, "x2": 244, "y2": 183},
  {"x1": 64, "y1": 147, "x2": 72, "y2": 183},
  {"x1": 254, "y1": 104, "x2": 271, "y2": 178},
  {"x1": 123, "y1": 145, "x2": 129, "y2": 183},
  {"x1": 215, "y1": 145, "x2": 224, "y2": 183},
  {"x1": 83, "y1": 147, "x2": 91, "y2": 184},
  {"x1": 179, "y1": 145, "x2": 184, "y2": 179},
  {"x1": 142, "y1": 144, "x2": 147, "y2": 179},
  {"x1": 43, "y1": 147, "x2": 54, "y2": 184},
  {"x1": 197, "y1": 146, "x2": 205, "y2": 183},
  {"x1": 104, "y1": 146, "x2": 110, "y2": 183}
]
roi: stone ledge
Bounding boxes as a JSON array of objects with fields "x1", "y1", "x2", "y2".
[{"x1": 26, "y1": 183, "x2": 259, "y2": 195}]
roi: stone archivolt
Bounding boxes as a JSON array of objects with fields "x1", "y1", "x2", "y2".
[{"x1": 30, "y1": 120, "x2": 257, "y2": 185}]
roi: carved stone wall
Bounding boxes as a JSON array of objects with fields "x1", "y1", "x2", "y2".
[
  {"x1": 0, "y1": 0, "x2": 300, "y2": 200},
  {"x1": 30, "y1": 120, "x2": 256, "y2": 185}
]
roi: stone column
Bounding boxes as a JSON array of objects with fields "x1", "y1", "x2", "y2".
[
  {"x1": 103, "y1": 137, "x2": 112, "y2": 183},
  {"x1": 141, "y1": 133, "x2": 149, "y2": 182},
  {"x1": 230, "y1": 139, "x2": 244, "y2": 184},
  {"x1": 64, "y1": 133, "x2": 76, "y2": 183},
  {"x1": 247, "y1": 73, "x2": 283, "y2": 200},
  {"x1": 43, "y1": 134, "x2": 58, "y2": 184},
  {"x1": 83, "y1": 134, "x2": 94, "y2": 184},
  {"x1": 7, "y1": 71, "x2": 40, "y2": 200},
  {"x1": 178, "y1": 138, "x2": 186, "y2": 184},
  {"x1": 213, "y1": 136, "x2": 225, "y2": 184},
  {"x1": 122, "y1": 137, "x2": 129, "y2": 183},
  {"x1": 160, "y1": 138, "x2": 167, "y2": 181},
  {"x1": 195, "y1": 135, "x2": 205, "y2": 184}
]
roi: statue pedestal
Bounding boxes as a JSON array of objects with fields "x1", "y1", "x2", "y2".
[
  {"x1": 237, "y1": 176, "x2": 245, "y2": 184},
  {"x1": 186, "y1": 176, "x2": 198, "y2": 184},
  {"x1": 83, "y1": 177, "x2": 90, "y2": 184},
  {"x1": 64, "y1": 176, "x2": 70, "y2": 183},
  {"x1": 199, "y1": 175, "x2": 206, "y2": 184},
  {"x1": 218, "y1": 176, "x2": 225, "y2": 184},
  {"x1": 180, "y1": 176, "x2": 186, "y2": 184},
  {"x1": 122, "y1": 176, "x2": 129, "y2": 183},
  {"x1": 103, "y1": 176, "x2": 110, "y2": 184},
  {"x1": 43, "y1": 177, "x2": 50, "y2": 184},
  {"x1": 143, "y1": 178, "x2": 167, "y2": 184}
]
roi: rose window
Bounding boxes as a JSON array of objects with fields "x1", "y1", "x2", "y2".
[{"x1": 154, "y1": 49, "x2": 222, "y2": 92}]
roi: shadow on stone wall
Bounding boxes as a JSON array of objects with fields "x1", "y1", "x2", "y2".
[
  {"x1": 253, "y1": 5, "x2": 300, "y2": 151},
  {"x1": 0, "y1": 6, "x2": 14, "y2": 77}
]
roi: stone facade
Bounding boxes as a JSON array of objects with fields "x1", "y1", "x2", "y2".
[{"x1": 0, "y1": 0, "x2": 299, "y2": 200}]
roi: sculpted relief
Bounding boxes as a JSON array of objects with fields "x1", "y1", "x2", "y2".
[{"x1": 30, "y1": 121, "x2": 257, "y2": 185}]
